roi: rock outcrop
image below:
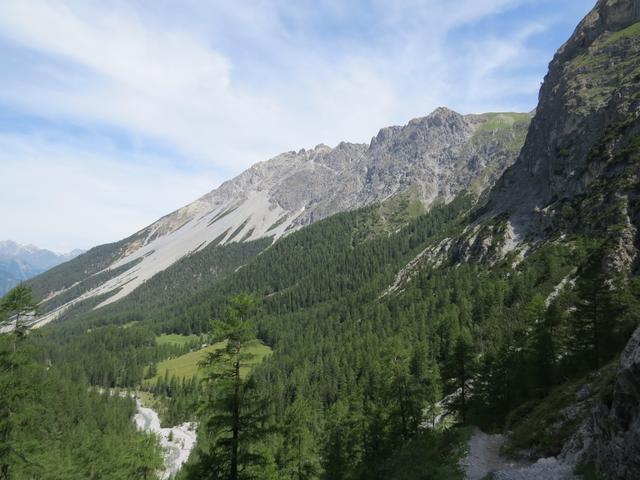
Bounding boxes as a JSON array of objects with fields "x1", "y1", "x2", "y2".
[
  {"x1": 564, "y1": 325, "x2": 640, "y2": 479},
  {"x1": 178, "y1": 108, "x2": 528, "y2": 239},
  {"x1": 487, "y1": 0, "x2": 640, "y2": 247},
  {"x1": 29, "y1": 109, "x2": 530, "y2": 320}
]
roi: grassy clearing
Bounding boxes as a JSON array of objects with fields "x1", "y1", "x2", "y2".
[
  {"x1": 474, "y1": 112, "x2": 531, "y2": 133},
  {"x1": 603, "y1": 20, "x2": 640, "y2": 46},
  {"x1": 146, "y1": 340, "x2": 272, "y2": 384},
  {"x1": 155, "y1": 333, "x2": 200, "y2": 347},
  {"x1": 377, "y1": 188, "x2": 427, "y2": 232}
]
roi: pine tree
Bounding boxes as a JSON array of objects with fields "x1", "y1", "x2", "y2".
[
  {"x1": 0, "y1": 285, "x2": 38, "y2": 479},
  {"x1": 410, "y1": 346, "x2": 442, "y2": 429},
  {"x1": 322, "y1": 397, "x2": 364, "y2": 480},
  {"x1": 198, "y1": 294, "x2": 268, "y2": 480},
  {"x1": 0, "y1": 284, "x2": 37, "y2": 339},
  {"x1": 528, "y1": 294, "x2": 556, "y2": 393},
  {"x1": 570, "y1": 262, "x2": 620, "y2": 371},
  {"x1": 450, "y1": 327, "x2": 474, "y2": 424},
  {"x1": 282, "y1": 397, "x2": 320, "y2": 480}
]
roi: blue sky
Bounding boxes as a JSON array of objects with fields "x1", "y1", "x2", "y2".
[{"x1": 0, "y1": 0, "x2": 593, "y2": 252}]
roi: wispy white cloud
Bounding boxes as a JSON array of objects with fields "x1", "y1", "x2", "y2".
[
  {"x1": 0, "y1": 0, "x2": 592, "y2": 250},
  {"x1": 0, "y1": 0, "x2": 547, "y2": 164},
  {"x1": 0, "y1": 132, "x2": 217, "y2": 252}
]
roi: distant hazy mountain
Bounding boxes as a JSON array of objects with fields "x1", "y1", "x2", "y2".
[{"x1": 0, "y1": 241, "x2": 84, "y2": 296}]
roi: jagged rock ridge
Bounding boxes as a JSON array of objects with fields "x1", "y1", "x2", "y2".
[
  {"x1": 425, "y1": 0, "x2": 640, "y2": 270},
  {"x1": 30, "y1": 109, "x2": 530, "y2": 322},
  {"x1": 488, "y1": 0, "x2": 640, "y2": 242}
]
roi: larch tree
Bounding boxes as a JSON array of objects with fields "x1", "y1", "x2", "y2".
[
  {"x1": 0, "y1": 284, "x2": 37, "y2": 339},
  {"x1": 198, "y1": 294, "x2": 268, "y2": 480}
]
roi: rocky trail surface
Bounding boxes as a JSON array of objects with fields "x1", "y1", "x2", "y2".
[
  {"x1": 460, "y1": 429, "x2": 522, "y2": 480},
  {"x1": 460, "y1": 429, "x2": 579, "y2": 480}
]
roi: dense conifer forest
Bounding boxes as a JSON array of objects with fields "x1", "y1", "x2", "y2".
[
  {"x1": 4, "y1": 186, "x2": 638, "y2": 479},
  {"x1": 2, "y1": 2, "x2": 640, "y2": 478}
]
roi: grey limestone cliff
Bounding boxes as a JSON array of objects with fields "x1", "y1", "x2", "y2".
[
  {"x1": 29, "y1": 108, "x2": 530, "y2": 319},
  {"x1": 488, "y1": 0, "x2": 640, "y2": 240}
]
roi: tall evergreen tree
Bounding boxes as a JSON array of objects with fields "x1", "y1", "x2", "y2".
[
  {"x1": 570, "y1": 262, "x2": 620, "y2": 371},
  {"x1": 409, "y1": 346, "x2": 442, "y2": 429},
  {"x1": 528, "y1": 294, "x2": 556, "y2": 394},
  {"x1": 198, "y1": 294, "x2": 268, "y2": 480},
  {"x1": 449, "y1": 327, "x2": 474, "y2": 424},
  {"x1": 282, "y1": 397, "x2": 320, "y2": 480},
  {"x1": 0, "y1": 285, "x2": 37, "y2": 339}
]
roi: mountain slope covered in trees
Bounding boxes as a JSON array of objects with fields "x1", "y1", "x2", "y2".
[
  {"x1": 25, "y1": 110, "x2": 530, "y2": 327},
  {"x1": 2, "y1": 0, "x2": 640, "y2": 479}
]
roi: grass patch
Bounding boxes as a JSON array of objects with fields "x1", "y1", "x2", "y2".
[
  {"x1": 469, "y1": 112, "x2": 531, "y2": 155},
  {"x1": 147, "y1": 340, "x2": 272, "y2": 383},
  {"x1": 378, "y1": 188, "x2": 427, "y2": 231},
  {"x1": 155, "y1": 333, "x2": 200, "y2": 347},
  {"x1": 603, "y1": 21, "x2": 640, "y2": 47},
  {"x1": 474, "y1": 112, "x2": 532, "y2": 133},
  {"x1": 570, "y1": 52, "x2": 607, "y2": 69}
]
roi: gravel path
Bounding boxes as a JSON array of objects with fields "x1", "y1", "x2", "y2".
[
  {"x1": 492, "y1": 458, "x2": 580, "y2": 480},
  {"x1": 460, "y1": 429, "x2": 525, "y2": 480},
  {"x1": 460, "y1": 429, "x2": 579, "y2": 480}
]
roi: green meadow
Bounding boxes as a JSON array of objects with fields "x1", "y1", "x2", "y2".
[{"x1": 147, "y1": 337, "x2": 272, "y2": 383}]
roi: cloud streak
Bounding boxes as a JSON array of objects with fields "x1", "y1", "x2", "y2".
[
  {"x1": 0, "y1": 131, "x2": 218, "y2": 252},
  {"x1": 0, "y1": 0, "x2": 593, "y2": 250}
]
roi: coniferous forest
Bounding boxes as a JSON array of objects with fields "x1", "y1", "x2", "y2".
[
  {"x1": 4, "y1": 189, "x2": 640, "y2": 478},
  {"x1": 2, "y1": 0, "x2": 640, "y2": 479}
]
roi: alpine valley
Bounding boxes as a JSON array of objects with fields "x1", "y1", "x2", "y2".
[{"x1": 2, "y1": 0, "x2": 640, "y2": 479}]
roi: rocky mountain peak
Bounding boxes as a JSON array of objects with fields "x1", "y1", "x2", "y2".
[
  {"x1": 559, "y1": 0, "x2": 640, "y2": 57},
  {"x1": 31, "y1": 108, "x2": 530, "y2": 317},
  {"x1": 371, "y1": 107, "x2": 469, "y2": 149},
  {"x1": 487, "y1": 0, "x2": 640, "y2": 228},
  {"x1": 409, "y1": 106, "x2": 463, "y2": 127}
]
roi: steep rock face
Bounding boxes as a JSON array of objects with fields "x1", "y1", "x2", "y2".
[
  {"x1": 562, "y1": 325, "x2": 640, "y2": 479},
  {"x1": 387, "y1": 1, "x2": 640, "y2": 282},
  {"x1": 488, "y1": 0, "x2": 640, "y2": 234},
  {"x1": 439, "y1": 0, "x2": 640, "y2": 274},
  {"x1": 590, "y1": 324, "x2": 640, "y2": 479},
  {"x1": 30, "y1": 109, "x2": 529, "y2": 321}
]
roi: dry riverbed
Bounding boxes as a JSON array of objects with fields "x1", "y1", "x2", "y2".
[{"x1": 134, "y1": 399, "x2": 197, "y2": 479}]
